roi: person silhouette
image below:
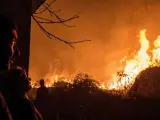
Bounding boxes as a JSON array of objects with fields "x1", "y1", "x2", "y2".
[
  {"x1": 0, "y1": 14, "x2": 20, "y2": 120},
  {"x1": 0, "y1": 14, "x2": 42, "y2": 120},
  {"x1": 7, "y1": 66, "x2": 43, "y2": 120},
  {"x1": 36, "y1": 79, "x2": 49, "y2": 120},
  {"x1": 36, "y1": 79, "x2": 49, "y2": 101}
]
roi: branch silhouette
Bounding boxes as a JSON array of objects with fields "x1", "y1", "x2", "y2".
[
  {"x1": 32, "y1": 0, "x2": 91, "y2": 48},
  {"x1": 35, "y1": 0, "x2": 56, "y2": 14}
]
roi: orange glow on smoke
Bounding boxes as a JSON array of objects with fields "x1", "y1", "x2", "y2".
[
  {"x1": 108, "y1": 29, "x2": 160, "y2": 90},
  {"x1": 31, "y1": 29, "x2": 160, "y2": 92}
]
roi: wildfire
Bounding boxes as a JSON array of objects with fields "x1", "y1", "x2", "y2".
[
  {"x1": 108, "y1": 29, "x2": 160, "y2": 90},
  {"x1": 31, "y1": 75, "x2": 73, "y2": 88},
  {"x1": 31, "y1": 29, "x2": 160, "y2": 92}
]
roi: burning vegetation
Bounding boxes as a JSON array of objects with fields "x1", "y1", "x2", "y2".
[
  {"x1": 31, "y1": 29, "x2": 160, "y2": 96},
  {"x1": 109, "y1": 29, "x2": 160, "y2": 91}
]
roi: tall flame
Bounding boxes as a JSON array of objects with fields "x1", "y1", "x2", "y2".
[
  {"x1": 108, "y1": 29, "x2": 160, "y2": 90},
  {"x1": 31, "y1": 29, "x2": 160, "y2": 92}
]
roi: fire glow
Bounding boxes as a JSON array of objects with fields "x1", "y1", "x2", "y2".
[
  {"x1": 31, "y1": 29, "x2": 160, "y2": 92},
  {"x1": 109, "y1": 29, "x2": 160, "y2": 90}
]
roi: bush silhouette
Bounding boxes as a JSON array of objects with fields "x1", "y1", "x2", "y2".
[
  {"x1": 73, "y1": 73, "x2": 100, "y2": 93},
  {"x1": 129, "y1": 66, "x2": 160, "y2": 98}
]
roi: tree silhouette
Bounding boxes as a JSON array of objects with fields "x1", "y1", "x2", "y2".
[
  {"x1": 54, "y1": 78, "x2": 73, "y2": 91},
  {"x1": 73, "y1": 73, "x2": 100, "y2": 93}
]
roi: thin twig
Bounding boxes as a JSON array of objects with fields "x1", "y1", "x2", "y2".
[
  {"x1": 34, "y1": 15, "x2": 79, "y2": 25},
  {"x1": 69, "y1": 40, "x2": 91, "y2": 44},
  {"x1": 54, "y1": 9, "x2": 62, "y2": 13},
  {"x1": 19, "y1": 0, "x2": 91, "y2": 48},
  {"x1": 42, "y1": 4, "x2": 79, "y2": 27},
  {"x1": 34, "y1": 16, "x2": 53, "y2": 22},
  {"x1": 35, "y1": 0, "x2": 56, "y2": 14},
  {"x1": 32, "y1": 15, "x2": 90, "y2": 48},
  {"x1": 44, "y1": 3, "x2": 53, "y2": 16}
]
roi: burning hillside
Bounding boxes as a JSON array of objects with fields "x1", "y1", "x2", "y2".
[
  {"x1": 109, "y1": 29, "x2": 160, "y2": 91},
  {"x1": 31, "y1": 29, "x2": 160, "y2": 93}
]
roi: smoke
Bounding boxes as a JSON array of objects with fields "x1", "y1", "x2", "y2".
[{"x1": 29, "y1": 0, "x2": 160, "y2": 84}]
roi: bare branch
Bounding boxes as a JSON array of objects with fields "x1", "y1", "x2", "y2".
[
  {"x1": 19, "y1": 0, "x2": 90, "y2": 48},
  {"x1": 41, "y1": 4, "x2": 79, "y2": 27},
  {"x1": 35, "y1": 0, "x2": 56, "y2": 14},
  {"x1": 68, "y1": 40, "x2": 91, "y2": 44},
  {"x1": 34, "y1": 13, "x2": 79, "y2": 27},
  {"x1": 32, "y1": 15, "x2": 90, "y2": 48},
  {"x1": 34, "y1": 16, "x2": 53, "y2": 22},
  {"x1": 32, "y1": 0, "x2": 91, "y2": 48},
  {"x1": 54, "y1": 9, "x2": 62, "y2": 13}
]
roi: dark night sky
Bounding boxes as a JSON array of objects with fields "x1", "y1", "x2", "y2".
[{"x1": 29, "y1": 0, "x2": 160, "y2": 83}]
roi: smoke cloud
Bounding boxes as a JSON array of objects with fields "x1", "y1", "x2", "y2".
[{"x1": 29, "y1": 0, "x2": 160, "y2": 84}]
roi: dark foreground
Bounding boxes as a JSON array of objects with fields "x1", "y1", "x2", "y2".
[{"x1": 29, "y1": 87, "x2": 160, "y2": 120}]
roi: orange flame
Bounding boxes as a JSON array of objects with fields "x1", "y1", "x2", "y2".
[
  {"x1": 31, "y1": 29, "x2": 160, "y2": 92},
  {"x1": 108, "y1": 29, "x2": 160, "y2": 90}
]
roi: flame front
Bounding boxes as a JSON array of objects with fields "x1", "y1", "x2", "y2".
[
  {"x1": 31, "y1": 74, "x2": 73, "y2": 88},
  {"x1": 31, "y1": 29, "x2": 160, "y2": 92},
  {"x1": 109, "y1": 29, "x2": 160, "y2": 90}
]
